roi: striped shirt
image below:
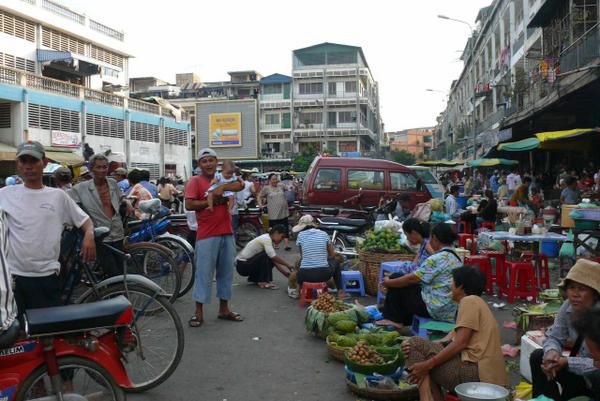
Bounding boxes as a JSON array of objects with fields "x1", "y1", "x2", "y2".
[
  {"x1": 296, "y1": 228, "x2": 330, "y2": 269},
  {"x1": 0, "y1": 209, "x2": 17, "y2": 331}
]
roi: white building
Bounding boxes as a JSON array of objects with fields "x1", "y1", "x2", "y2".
[
  {"x1": 0, "y1": 0, "x2": 191, "y2": 178},
  {"x1": 291, "y1": 42, "x2": 383, "y2": 156},
  {"x1": 258, "y1": 73, "x2": 292, "y2": 160}
]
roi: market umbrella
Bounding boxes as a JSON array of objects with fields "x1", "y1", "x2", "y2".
[
  {"x1": 497, "y1": 128, "x2": 599, "y2": 151},
  {"x1": 416, "y1": 159, "x2": 465, "y2": 167},
  {"x1": 467, "y1": 158, "x2": 519, "y2": 167},
  {"x1": 497, "y1": 137, "x2": 540, "y2": 152}
]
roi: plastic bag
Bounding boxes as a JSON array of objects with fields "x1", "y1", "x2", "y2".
[{"x1": 514, "y1": 381, "x2": 532, "y2": 400}]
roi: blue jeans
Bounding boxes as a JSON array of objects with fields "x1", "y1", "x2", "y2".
[{"x1": 193, "y1": 235, "x2": 235, "y2": 304}]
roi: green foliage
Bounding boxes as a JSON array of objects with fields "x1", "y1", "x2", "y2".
[
  {"x1": 390, "y1": 149, "x2": 416, "y2": 165},
  {"x1": 292, "y1": 146, "x2": 318, "y2": 172}
]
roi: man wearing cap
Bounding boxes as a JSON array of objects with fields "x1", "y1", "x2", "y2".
[
  {"x1": 69, "y1": 153, "x2": 130, "y2": 277},
  {"x1": 53, "y1": 166, "x2": 73, "y2": 191},
  {"x1": 185, "y1": 148, "x2": 243, "y2": 327},
  {"x1": 0, "y1": 141, "x2": 96, "y2": 315},
  {"x1": 113, "y1": 167, "x2": 130, "y2": 193}
]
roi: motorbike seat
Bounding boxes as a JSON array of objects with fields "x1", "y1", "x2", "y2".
[
  {"x1": 320, "y1": 216, "x2": 368, "y2": 228},
  {"x1": 364, "y1": 206, "x2": 377, "y2": 212},
  {"x1": 94, "y1": 227, "x2": 111, "y2": 241},
  {"x1": 139, "y1": 199, "x2": 161, "y2": 215},
  {"x1": 26, "y1": 296, "x2": 132, "y2": 337},
  {"x1": 329, "y1": 224, "x2": 362, "y2": 233},
  {"x1": 0, "y1": 320, "x2": 21, "y2": 348},
  {"x1": 321, "y1": 207, "x2": 339, "y2": 216}
]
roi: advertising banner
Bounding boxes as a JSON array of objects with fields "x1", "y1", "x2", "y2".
[
  {"x1": 51, "y1": 130, "x2": 81, "y2": 148},
  {"x1": 209, "y1": 112, "x2": 241, "y2": 147}
]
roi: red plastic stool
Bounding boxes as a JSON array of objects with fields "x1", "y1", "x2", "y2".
[
  {"x1": 458, "y1": 234, "x2": 476, "y2": 254},
  {"x1": 299, "y1": 282, "x2": 328, "y2": 306},
  {"x1": 464, "y1": 255, "x2": 493, "y2": 294},
  {"x1": 505, "y1": 261, "x2": 537, "y2": 304},
  {"x1": 521, "y1": 252, "x2": 550, "y2": 290},
  {"x1": 480, "y1": 221, "x2": 496, "y2": 231},
  {"x1": 458, "y1": 220, "x2": 472, "y2": 234},
  {"x1": 445, "y1": 393, "x2": 460, "y2": 401},
  {"x1": 480, "y1": 250, "x2": 506, "y2": 294}
]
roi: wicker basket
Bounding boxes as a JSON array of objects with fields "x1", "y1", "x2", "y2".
[
  {"x1": 326, "y1": 336, "x2": 350, "y2": 362},
  {"x1": 346, "y1": 379, "x2": 419, "y2": 401},
  {"x1": 358, "y1": 250, "x2": 414, "y2": 296}
]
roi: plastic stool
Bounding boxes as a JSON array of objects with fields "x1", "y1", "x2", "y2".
[
  {"x1": 480, "y1": 250, "x2": 506, "y2": 294},
  {"x1": 505, "y1": 261, "x2": 537, "y2": 304},
  {"x1": 480, "y1": 221, "x2": 496, "y2": 231},
  {"x1": 341, "y1": 270, "x2": 365, "y2": 296},
  {"x1": 299, "y1": 282, "x2": 328, "y2": 306},
  {"x1": 411, "y1": 315, "x2": 434, "y2": 338},
  {"x1": 521, "y1": 252, "x2": 550, "y2": 289},
  {"x1": 464, "y1": 255, "x2": 493, "y2": 294},
  {"x1": 445, "y1": 393, "x2": 460, "y2": 401},
  {"x1": 458, "y1": 220, "x2": 472, "y2": 234},
  {"x1": 458, "y1": 234, "x2": 476, "y2": 254},
  {"x1": 376, "y1": 261, "x2": 407, "y2": 304}
]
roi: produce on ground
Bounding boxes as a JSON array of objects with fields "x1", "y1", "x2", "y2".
[
  {"x1": 360, "y1": 229, "x2": 413, "y2": 253},
  {"x1": 347, "y1": 341, "x2": 384, "y2": 365}
]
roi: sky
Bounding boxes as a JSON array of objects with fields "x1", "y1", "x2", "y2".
[{"x1": 63, "y1": 0, "x2": 492, "y2": 132}]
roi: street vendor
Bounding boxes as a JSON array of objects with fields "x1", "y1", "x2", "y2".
[
  {"x1": 376, "y1": 223, "x2": 461, "y2": 329},
  {"x1": 401, "y1": 266, "x2": 507, "y2": 401},
  {"x1": 530, "y1": 258, "x2": 600, "y2": 401}
]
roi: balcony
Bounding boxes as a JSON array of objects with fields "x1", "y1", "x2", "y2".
[
  {"x1": 0, "y1": 65, "x2": 187, "y2": 120},
  {"x1": 560, "y1": 23, "x2": 600, "y2": 73}
]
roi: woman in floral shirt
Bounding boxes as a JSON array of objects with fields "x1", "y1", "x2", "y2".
[{"x1": 377, "y1": 223, "x2": 461, "y2": 328}]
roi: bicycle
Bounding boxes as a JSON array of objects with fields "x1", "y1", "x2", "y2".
[
  {"x1": 126, "y1": 199, "x2": 195, "y2": 297},
  {"x1": 62, "y1": 227, "x2": 185, "y2": 393}
]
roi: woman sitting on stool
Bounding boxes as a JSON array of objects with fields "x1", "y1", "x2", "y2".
[{"x1": 376, "y1": 223, "x2": 461, "y2": 329}]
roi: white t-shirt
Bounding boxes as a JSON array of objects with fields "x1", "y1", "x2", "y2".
[
  {"x1": 506, "y1": 173, "x2": 522, "y2": 191},
  {"x1": 241, "y1": 180, "x2": 254, "y2": 201},
  {"x1": 236, "y1": 233, "x2": 276, "y2": 261},
  {"x1": 0, "y1": 185, "x2": 89, "y2": 277}
]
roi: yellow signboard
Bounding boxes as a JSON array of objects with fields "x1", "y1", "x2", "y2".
[{"x1": 209, "y1": 113, "x2": 242, "y2": 147}]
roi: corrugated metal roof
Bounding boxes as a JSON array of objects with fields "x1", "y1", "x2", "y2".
[
  {"x1": 259, "y1": 73, "x2": 292, "y2": 84},
  {"x1": 36, "y1": 49, "x2": 72, "y2": 62}
]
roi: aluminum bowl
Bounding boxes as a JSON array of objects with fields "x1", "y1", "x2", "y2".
[{"x1": 455, "y1": 382, "x2": 509, "y2": 401}]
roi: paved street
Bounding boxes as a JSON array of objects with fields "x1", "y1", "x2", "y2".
[{"x1": 130, "y1": 243, "x2": 525, "y2": 401}]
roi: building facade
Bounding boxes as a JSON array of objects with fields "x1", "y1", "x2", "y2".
[
  {"x1": 388, "y1": 127, "x2": 434, "y2": 161},
  {"x1": 291, "y1": 43, "x2": 382, "y2": 156},
  {"x1": 258, "y1": 73, "x2": 292, "y2": 160},
  {"x1": 0, "y1": 0, "x2": 192, "y2": 178}
]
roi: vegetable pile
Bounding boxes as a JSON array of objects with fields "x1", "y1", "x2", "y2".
[{"x1": 360, "y1": 229, "x2": 412, "y2": 253}]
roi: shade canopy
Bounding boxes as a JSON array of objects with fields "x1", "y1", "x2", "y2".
[
  {"x1": 45, "y1": 150, "x2": 84, "y2": 166},
  {"x1": 416, "y1": 159, "x2": 465, "y2": 167},
  {"x1": 498, "y1": 128, "x2": 599, "y2": 152},
  {"x1": 498, "y1": 137, "x2": 540, "y2": 152},
  {"x1": 467, "y1": 158, "x2": 519, "y2": 167}
]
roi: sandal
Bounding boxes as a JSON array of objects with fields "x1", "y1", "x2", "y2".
[
  {"x1": 217, "y1": 312, "x2": 244, "y2": 322},
  {"x1": 188, "y1": 315, "x2": 203, "y2": 328},
  {"x1": 259, "y1": 283, "x2": 279, "y2": 290}
]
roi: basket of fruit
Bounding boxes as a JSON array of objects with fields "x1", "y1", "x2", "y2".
[
  {"x1": 358, "y1": 229, "x2": 414, "y2": 296},
  {"x1": 304, "y1": 293, "x2": 368, "y2": 339},
  {"x1": 326, "y1": 333, "x2": 357, "y2": 362},
  {"x1": 345, "y1": 378, "x2": 418, "y2": 401},
  {"x1": 344, "y1": 341, "x2": 402, "y2": 376},
  {"x1": 328, "y1": 328, "x2": 404, "y2": 363}
]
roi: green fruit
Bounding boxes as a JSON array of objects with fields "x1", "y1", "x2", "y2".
[
  {"x1": 328, "y1": 313, "x2": 350, "y2": 325},
  {"x1": 337, "y1": 336, "x2": 357, "y2": 347},
  {"x1": 335, "y1": 320, "x2": 358, "y2": 334}
]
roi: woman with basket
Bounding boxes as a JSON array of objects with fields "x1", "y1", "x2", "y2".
[{"x1": 376, "y1": 223, "x2": 461, "y2": 329}]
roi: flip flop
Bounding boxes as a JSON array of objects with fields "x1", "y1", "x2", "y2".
[
  {"x1": 217, "y1": 312, "x2": 244, "y2": 322},
  {"x1": 188, "y1": 315, "x2": 203, "y2": 328}
]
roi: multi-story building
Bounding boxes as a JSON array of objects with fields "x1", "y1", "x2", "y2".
[
  {"x1": 388, "y1": 127, "x2": 434, "y2": 161},
  {"x1": 291, "y1": 43, "x2": 382, "y2": 156},
  {"x1": 0, "y1": 0, "x2": 191, "y2": 178},
  {"x1": 258, "y1": 73, "x2": 292, "y2": 160}
]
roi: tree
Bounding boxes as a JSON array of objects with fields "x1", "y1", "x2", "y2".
[
  {"x1": 292, "y1": 147, "x2": 319, "y2": 172},
  {"x1": 390, "y1": 149, "x2": 416, "y2": 165}
]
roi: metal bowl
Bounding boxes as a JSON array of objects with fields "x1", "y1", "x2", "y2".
[{"x1": 455, "y1": 382, "x2": 509, "y2": 401}]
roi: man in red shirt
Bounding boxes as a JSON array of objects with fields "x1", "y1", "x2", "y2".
[{"x1": 185, "y1": 148, "x2": 244, "y2": 327}]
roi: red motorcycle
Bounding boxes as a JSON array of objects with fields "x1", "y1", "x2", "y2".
[{"x1": 0, "y1": 296, "x2": 136, "y2": 401}]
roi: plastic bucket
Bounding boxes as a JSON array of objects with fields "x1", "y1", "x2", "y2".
[
  {"x1": 457, "y1": 196, "x2": 468, "y2": 209},
  {"x1": 541, "y1": 241, "x2": 559, "y2": 258}
]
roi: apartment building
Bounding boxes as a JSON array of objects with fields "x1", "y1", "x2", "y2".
[
  {"x1": 291, "y1": 43, "x2": 382, "y2": 156},
  {"x1": 258, "y1": 73, "x2": 292, "y2": 160},
  {"x1": 389, "y1": 127, "x2": 434, "y2": 161},
  {"x1": 0, "y1": 0, "x2": 191, "y2": 178}
]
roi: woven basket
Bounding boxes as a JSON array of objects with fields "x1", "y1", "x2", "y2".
[
  {"x1": 358, "y1": 250, "x2": 414, "y2": 296},
  {"x1": 325, "y1": 336, "x2": 350, "y2": 362},
  {"x1": 346, "y1": 379, "x2": 419, "y2": 401}
]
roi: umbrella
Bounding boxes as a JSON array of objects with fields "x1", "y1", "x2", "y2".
[
  {"x1": 497, "y1": 128, "x2": 599, "y2": 151},
  {"x1": 467, "y1": 158, "x2": 519, "y2": 167},
  {"x1": 416, "y1": 159, "x2": 465, "y2": 167}
]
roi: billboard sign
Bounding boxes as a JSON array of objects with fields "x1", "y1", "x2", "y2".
[
  {"x1": 209, "y1": 112, "x2": 241, "y2": 147},
  {"x1": 51, "y1": 130, "x2": 80, "y2": 148}
]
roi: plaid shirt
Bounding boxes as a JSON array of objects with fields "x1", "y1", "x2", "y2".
[{"x1": 0, "y1": 209, "x2": 17, "y2": 331}]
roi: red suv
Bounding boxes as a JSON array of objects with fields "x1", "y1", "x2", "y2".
[{"x1": 301, "y1": 156, "x2": 431, "y2": 209}]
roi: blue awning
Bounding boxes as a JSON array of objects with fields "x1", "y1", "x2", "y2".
[{"x1": 37, "y1": 49, "x2": 73, "y2": 62}]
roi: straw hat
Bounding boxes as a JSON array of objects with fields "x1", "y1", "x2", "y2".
[{"x1": 558, "y1": 259, "x2": 600, "y2": 295}]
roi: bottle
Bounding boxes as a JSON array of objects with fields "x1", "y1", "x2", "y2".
[{"x1": 558, "y1": 229, "x2": 576, "y2": 278}]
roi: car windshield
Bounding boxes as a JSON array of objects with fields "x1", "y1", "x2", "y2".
[{"x1": 413, "y1": 169, "x2": 438, "y2": 184}]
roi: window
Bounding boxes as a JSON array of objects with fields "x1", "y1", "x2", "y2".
[
  {"x1": 130, "y1": 121, "x2": 159, "y2": 143},
  {"x1": 28, "y1": 104, "x2": 79, "y2": 133},
  {"x1": 339, "y1": 141, "x2": 357, "y2": 152},
  {"x1": 338, "y1": 111, "x2": 354, "y2": 123},
  {"x1": 0, "y1": 103, "x2": 10, "y2": 128},
  {"x1": 328, "y1": 82, "x2": 337, "y2": 95},
  {"x1": 42, "y1": 27, "x2": 85, "y2": 55},
  {"x1": 345, "y1": 81, "x2": 357, "y2": 93},
  {"x1": 262, "y1": 84, "x2": 282, "y2": 95},
  {"x1": 265, "y1": 113, "x2": 280, "y2": 125},
  {"x1": 299, "y1": 112, "x2": 322, "y2": 125},
  {"x1": 298, "y1": 82, "x2": 323, "y2": 95},
  {"x1": 103, "y1": 67, "x2": 119, "y2": 78},
  {"x1": 86, "y1": 114, "x2": 124, "y2": 139},
  {"x1": 390, "y1": 172, "x2": 417, "y2": 190},
  {"x1": 281, "y1": 113, "x2": 291, "y2": 129},
  {"x1": 0, "y1": 10, "x2": 35, "y2": 42},
  {"x1": 90, "y1": 45, "x2": 124, "y2": 68},
  {"x1": 313, "y1": 168, "x2": 340, "y2": 191},
  {"x1": 165, "y1": 127, "x2": 188, "y2": 146},
  {"x1": 348, "y1": 170, "x2": 384, "y2": 190}
]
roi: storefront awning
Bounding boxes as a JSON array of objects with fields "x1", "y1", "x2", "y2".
[
  {"x1": 498, "y1": 137, "x2": 540, "y2": 152},
  {"x1": 467, "y1": 158, "x2": 519, "y2": 167},
  {"x1": 37, "y1": 49, "x2": 73, "y2": 62},
  {"x1": 0, "y1": 143, "x2": 17, "y2": 161},
  {"x1": 45, "y1": 150, "x2": 84, "y2": 166},
  {"x1": 498, "y1": 128, "x2": 599, "y2": 151},
  {"x1": 535, "y1": 128, "x2": 598, "y2": 142},
  {"x1": 416, "y1": 160, "x2": 465, "y2": 167}
]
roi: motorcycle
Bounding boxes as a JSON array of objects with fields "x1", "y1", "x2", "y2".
[{"x1": 0, "y1": 296, "x2": 136, "y2": 401}]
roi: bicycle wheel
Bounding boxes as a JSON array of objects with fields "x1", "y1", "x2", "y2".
[
  {"x1": 125, "y1": 242, "x2": 181, "y2": 303},
  {"x1": 18, "y1": 356, "x2": 125, "y2": 401},
  {"x1": 96, "y1": 284, "x2": 184, "y2": 393},
  {"x1": 155, "y1": 236, "x2": 195, "y2": 297}
]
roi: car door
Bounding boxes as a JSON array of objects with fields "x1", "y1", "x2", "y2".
[{"x1": 305, "y1": 167, "x2": 342, "y2": 206}]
